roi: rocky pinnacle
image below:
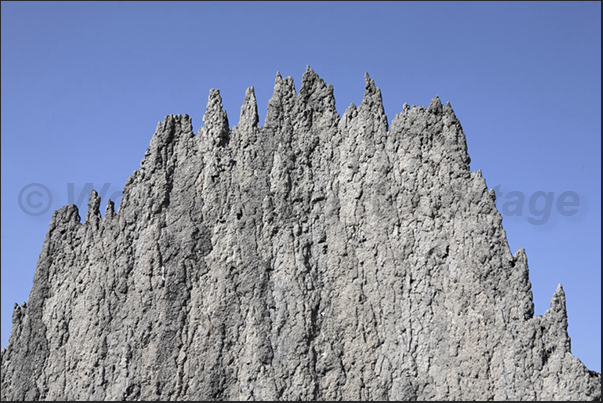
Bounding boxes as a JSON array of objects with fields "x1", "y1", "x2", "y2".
[{"x1": 1, "y1": 68, "x2": 600, "y2": 401}]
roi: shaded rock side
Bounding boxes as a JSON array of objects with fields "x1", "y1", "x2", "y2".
[{"x1": 1, "y1": 67, "x2": 600, "y2": 401}]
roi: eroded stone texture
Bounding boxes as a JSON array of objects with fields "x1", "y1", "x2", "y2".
[{"x1": 1, "y1": 68, "x2": 600, "y2": 401}]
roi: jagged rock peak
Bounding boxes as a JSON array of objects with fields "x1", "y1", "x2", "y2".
[
  {"x1": 548, "y1": 283, "x2": 568, "y2": 318},
  {"x1": 300, "y1": 66, "x2": 336, "y2": 105},
  {"x1": 299, "y1": 65, "x2": 327, "y2": 99},
  {"x1": 364, "y1": 71, "x2": 374, "y2": 90},
  {"x1": 264, "y1": 71, "x2": 297, "y2": 131},
  {"x1": 238, "y1": 86, "x2": 259, "y2": 130},
  {"x1": 52, "y1": 203, "x2": 80, "y2": 226},
  {"x1": 158, "y1": 113, "x2": 192, "y2": 132},
  {"x1": 427, "y1": 95, "x2": 443, "y2": 114},
  {"x1": 1, "y1": 67, "x2": 599, "y2": 401},
  {"x1": 265, "y1": 67, "x2": 340, "y2": 134},
  {"x1": 201, "y1": 88, "x2": 229, "y2": 145},
  {"x1": 85, "y1": 189, "x2": 101, "y2": 224},
  {"x1": 361, "y1": 72, "x2": 382, "y2": 105},
  {"x1": 148, "y1": 114, "x2": 194, "y2": 152},
  {"x1": 544, "y1": 283, "x2": 572, "y2": 355},
  {"x1": 45, "y1": 204, "x2": 81, "y2": 242},
  {"x1": 273, "y1": 72, "x2": 296, "y2": 97},
  {"x1": 104, "y1": 198, "x2": 115, "y2": 220},
  {"x1": 358, "y1": 72, "x2": 388, "y2": 132}
]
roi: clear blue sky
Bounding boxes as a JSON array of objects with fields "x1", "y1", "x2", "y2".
[{"x1": 1, "y1": 1, "x2": 600, "y2": 372}]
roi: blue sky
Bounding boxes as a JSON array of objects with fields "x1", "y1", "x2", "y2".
[{"x1": 1, "y1": 1, "x2": 600, "y2": 372}]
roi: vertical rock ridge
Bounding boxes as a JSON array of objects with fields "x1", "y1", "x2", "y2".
[
  {"x1": 390, "y1": 96, "x2": 471, "y2": 175},
  {"x1": 1, "y1": 68, "x2": 599, "y2": 401},
  {"x1": 104, "y1": 198, "x2": 115, "y2": 220},
  {"x1": 238, "y1": 86, "x2": 259, "y2": 131},
  {"x1": 427, "y1": 95, "x2": 443, "y2": 115},
  {"x1": 85, "y1": 189, "x2": 101, "y2": 225},
  {"x1": 511, "y1": 248, "x2": 536, "y2": 320},
  {"x1": 200, "y1": 89, "x2": 230, "y2": 148},
  {"x1": 549, "y1": 284, "x2": 568, "y2": 318},
  {"x1": 358, "y1": 72, "x2": 388, "y2": 135},
  {"x1": 299, "y1": 66, "x2": 339, "y2": 132},
  {"x1": 119, "y1": 113, "x2": 197, "y2": 227},
  {"x1": 544, "y1": 283, "x2": 571, "y2": 353},
  {"x1": 264, "y1": 73, "x2": 297, "y2": 133}
]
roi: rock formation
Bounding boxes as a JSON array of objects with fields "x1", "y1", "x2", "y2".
[{"x1": 1, "y1": 67, "x2": 600, "y2": 400}]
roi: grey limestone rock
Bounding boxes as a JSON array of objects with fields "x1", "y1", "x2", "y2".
[{"x1": 1, "y1": 68, "x2": 600, "y2": 400}]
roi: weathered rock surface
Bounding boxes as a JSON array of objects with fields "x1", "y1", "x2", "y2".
[{"x1": 1, "y1": 67, "x2": 600, "y2": 400}]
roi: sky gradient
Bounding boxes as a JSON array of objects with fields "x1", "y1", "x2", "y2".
[{"x1": 1, "y1": 1, "x2": 601, "y2": 372}]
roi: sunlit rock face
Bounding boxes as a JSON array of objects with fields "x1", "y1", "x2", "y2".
[{"x1": 1, "y1": 67, "x2": 600, "y2": 401}]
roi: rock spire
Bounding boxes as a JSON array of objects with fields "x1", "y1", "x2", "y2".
[{"x1": 1, "y1": 68, "x2": 599, "y2": 401}]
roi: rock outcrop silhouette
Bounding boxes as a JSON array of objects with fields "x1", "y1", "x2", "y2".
[{"x1": 1, "y1": 67, "x2": 600, "y2": 400}]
